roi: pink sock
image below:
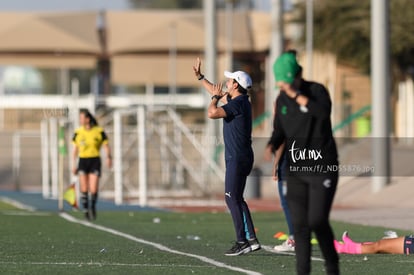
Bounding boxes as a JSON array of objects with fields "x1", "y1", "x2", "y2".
[
  {"x1": 342, "y1": 232, "x2": 353, "y2": 243},
  {"x1": 333, "y1": 240, "x2": 343, "y2": 253},
  {"x1": 342, "y1": 233, "x2": 362, "y2": 254},
  {"x1": 334, "y1": 240, "x2": 362, "y2": 254},
  {"x1": 335, "y1": 232, "x2": 363, "y2": 254},
  {"x1": 344, "y1": 240, "x2": 362, "y2": 254}
]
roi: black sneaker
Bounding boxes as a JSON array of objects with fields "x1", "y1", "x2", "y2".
[
  {"x1": 225, "y1": 241, "x2": 251, "y2": 256},
  {"x1": 248, "y1": 238, "x2": 261, "y2": 252}
]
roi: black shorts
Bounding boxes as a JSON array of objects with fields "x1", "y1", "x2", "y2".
[
  {"x1": 77, "y1": 157, "x2": 101, "y2": 177},
  {"x1": 404, "y1": 235, "x2": 414, "y2": 255}
]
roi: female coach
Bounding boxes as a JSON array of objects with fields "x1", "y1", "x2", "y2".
[{"x1": 192, "y1": 58, "x2": 260, "y2": 256}]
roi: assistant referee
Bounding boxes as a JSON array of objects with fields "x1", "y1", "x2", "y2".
[{"x1": 72, "y1": 109, "x2": 112, "y2": 220}]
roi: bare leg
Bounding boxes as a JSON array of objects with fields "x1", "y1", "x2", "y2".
[
  {"x1": 79, "y1": 174, "x2": 89, "y2": 193},
  {"x1": 335, "y1": 232, "x2": 405, "y2": 254},
  {"x1": 88, "y1": 174, "x2": 99, "y2": 194},
  {"x1": 362, "y1": 237, "x2": 405, "y2": 254}
]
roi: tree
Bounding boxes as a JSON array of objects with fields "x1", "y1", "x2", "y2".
[
  {"x1": 389, "y1": 0, "x2": 414, "y2": 80},
  {"x1": 293, "y1": 0, "x2": 414, "y2": 79}
]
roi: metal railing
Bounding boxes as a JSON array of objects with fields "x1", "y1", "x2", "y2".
[{"x1": 111, "y1": 106, "x2": 225, "y2": 206}]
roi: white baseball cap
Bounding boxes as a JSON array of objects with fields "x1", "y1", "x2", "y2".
[{"x1": 224, "y1": 71, "x2": 252, "y2": 90}]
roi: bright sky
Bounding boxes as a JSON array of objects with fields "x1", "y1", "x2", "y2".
[
  {"x1": 0, "y1": 0, "x2": 288, "y2": 12},
  {"x1": 0, "y1": 0, "x2": 130, "y2": 11}
]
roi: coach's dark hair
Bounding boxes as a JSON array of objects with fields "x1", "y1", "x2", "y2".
[
  {"x1": 79, "y1": 108, "x2": 98, "y2": 127},
  {"x1": 233, "y1": 80, "x2": 249, "y2": 95}
]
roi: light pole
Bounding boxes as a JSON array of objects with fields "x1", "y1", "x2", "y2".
[
  {"x1": 266, "y1": 0, "x2": 284, "y2": 135},
  {"x1": 225, "y1": 0, "x2": 234, "y2": 72},
  {"x1": 203, "y1": 0, "x2": 218, "y2": 172},
  {"x1": 169, "y1": 23, "x2": 177, "y2": 110},
  {"x1": 371, "y1": 0, "x2": 391, "y2": 191},
  {"x1": 96, "y1": 9, "x2": 110, "y2": 105},
  {"x1": 306, "y1": 0, "x2": 313, "y2": 79}
]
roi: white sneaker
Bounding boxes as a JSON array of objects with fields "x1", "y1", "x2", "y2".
[
  {"x1": 383, "y1": 230, "x2": 398, "y2": 239},
  {"x1": 273, "y1": 239, "x2": 295, "y2": 252}
]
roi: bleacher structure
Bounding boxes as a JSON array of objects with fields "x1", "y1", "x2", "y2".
[{"x1": 107, "y1": 106, "x2": 225, "y2": 206}]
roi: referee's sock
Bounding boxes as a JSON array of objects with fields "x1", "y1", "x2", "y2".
[
  {"x1": 91, "y1": 193, "x2": 98, "y2": 220},
  {"x1": 81, "y1": 192, "x2": 90, "y2": 220},
  {"x1": 81, "y1": 192, "x2": 89, "y2": 211}
]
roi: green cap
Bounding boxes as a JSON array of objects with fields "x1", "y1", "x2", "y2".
[{"x1": 273, "y1": 52, "x2": 301, "y2": 84}]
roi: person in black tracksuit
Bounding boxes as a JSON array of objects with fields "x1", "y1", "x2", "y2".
[{"x1": 269, "y1": 52, "x2": 339, "y2": 275}]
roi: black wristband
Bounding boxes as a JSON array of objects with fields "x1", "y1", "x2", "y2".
[
  {"x1": 211, "y1": 95, "x2": 221, "y2": 101},
  {"x1": 293, "y1": 93, "x2": 300, "y2": 100},
  {"x1": 198, "y1": 74, "x2": 204, "y2": 81}
]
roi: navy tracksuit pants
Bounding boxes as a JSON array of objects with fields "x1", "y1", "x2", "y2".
[{"x1": 224, "y1": 159, "x2": 257, "y2": 242}]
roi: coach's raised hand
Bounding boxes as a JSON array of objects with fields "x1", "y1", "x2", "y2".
[{"x1": 193, "y1": 57, "x2": 204, "y2": 80}]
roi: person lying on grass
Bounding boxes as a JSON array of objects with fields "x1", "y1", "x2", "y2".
[{"x1": 334, "y1": 231, "x2": 413, "y2": 254}]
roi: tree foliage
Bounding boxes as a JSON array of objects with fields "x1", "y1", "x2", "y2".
[
  {"x1": 293, "y1": 0, "x2": 414, "y2": 78},
  {"x1": 389, "y1": 0, "x2": 414, "y2": 78}
]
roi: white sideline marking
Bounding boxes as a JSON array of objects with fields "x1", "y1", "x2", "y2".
[
  {"x1": 1, "y1": 210, "x2": 50, "y2": 216},
  {"x1": 59, "y1": 212, "x2": 262, "y2": 275},
  {"x1": 262, "y1": 245, "x2": 324, "y2": 262},
  {"x1": 0, "y1": 261, "x2": 211, "y2": 268},
  {"x1": 0, "y1": 196, "x2": 36, "y2": 212}
]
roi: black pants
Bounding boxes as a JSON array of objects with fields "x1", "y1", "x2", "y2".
[
  {"x1": 224, "y1": 159, "x2": 256, "y2": 242},
  {"x1": 286, "y1": 172, "x2": 339, "y2": 275}
]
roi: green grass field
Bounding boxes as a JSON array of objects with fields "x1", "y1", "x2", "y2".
[{"x1": 1, "y1": 200, "x2": 414, "y2": 275}]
